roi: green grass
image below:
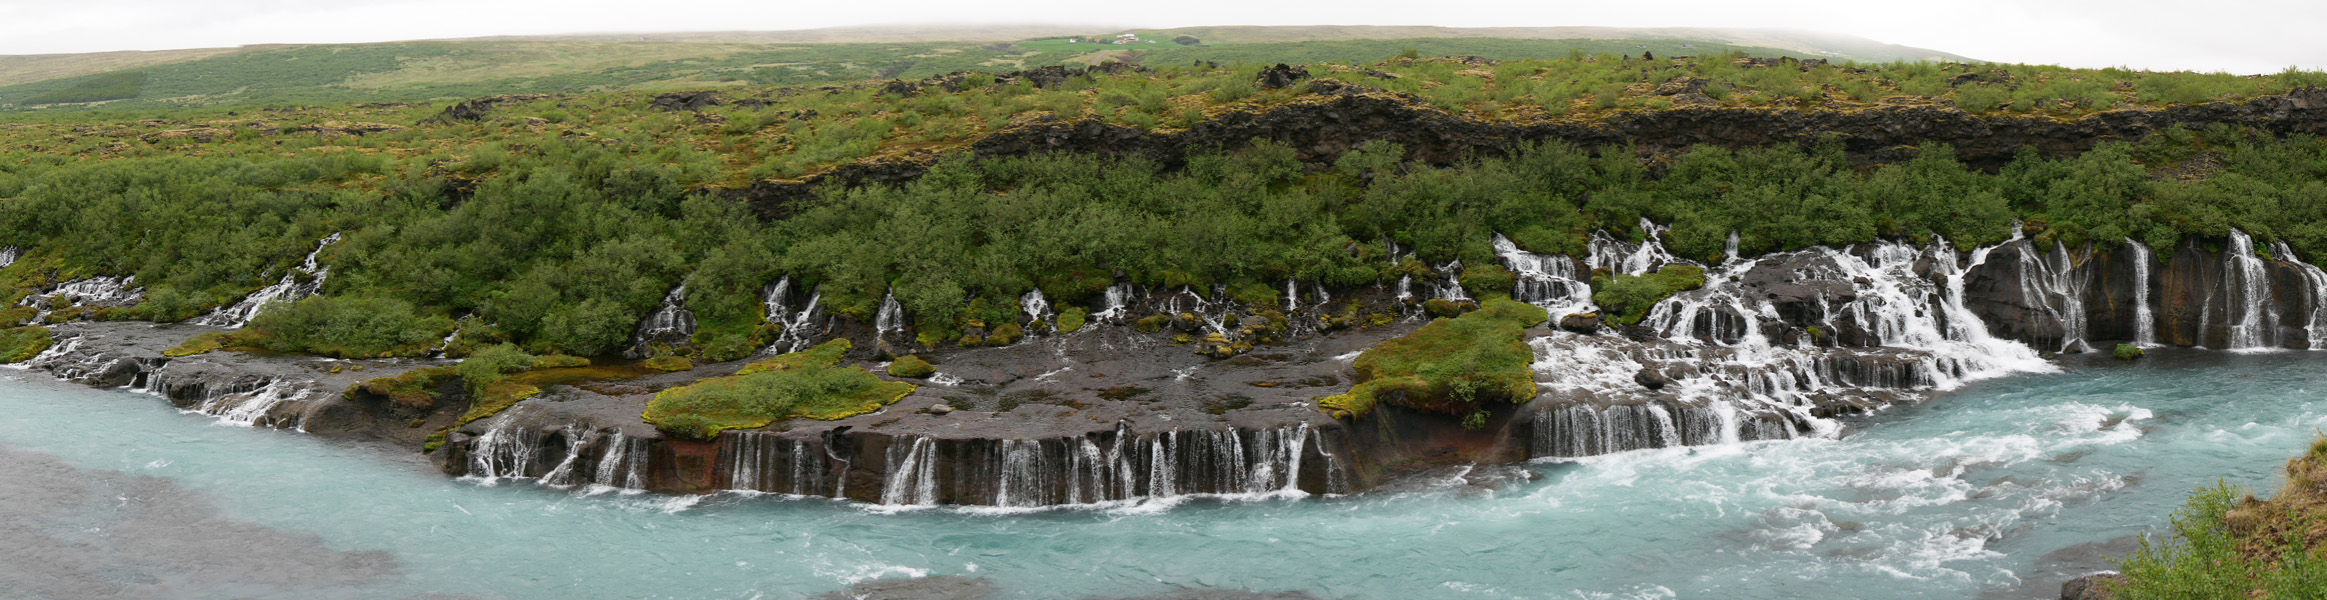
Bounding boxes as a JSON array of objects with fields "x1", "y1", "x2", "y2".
[
  {"x1": 886, "y1": 354, "x2": 935, "y2": 378},
  {"x1": 1593, "y1": 265, "x2": 1708, "y2": 325},
  {"x1": 23, "y1": 71, "x2": 146, "y2": 105},
  {"x1": 0, "y1": 326, "x2": 52, "y2": 363},
  {"x1": 1320, "y1": 296, "x2": 1546, "y2": 422},
  {"x1": 642, "y1": 339, "x2": 915, "y2": 440}
]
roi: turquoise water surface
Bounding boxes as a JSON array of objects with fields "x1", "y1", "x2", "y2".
[{"x1": 2, "y1": 349, "x2": 2322, "y2": 599}]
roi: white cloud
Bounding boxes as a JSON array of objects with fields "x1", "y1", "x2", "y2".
[{"x1": 0, "y1": 0, "x2": 2320, "y2": 73}]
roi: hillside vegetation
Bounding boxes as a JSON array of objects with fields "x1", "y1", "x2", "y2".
[{"x1": 1, "y1": 49, "x2": 2325, "y2": 361}]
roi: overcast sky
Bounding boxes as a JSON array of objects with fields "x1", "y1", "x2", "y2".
[{"x1": 3, "y1": 0, "x2": 2321, "y2": 73}]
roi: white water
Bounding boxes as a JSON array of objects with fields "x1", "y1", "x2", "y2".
[
  {"x1": 875, "y1": 288, "x2": 908, "y2": 337},
  {"x1": 1491, "y1": 233, "x2": 1595, "y2": 317},
  {"x1": 21, "y1": 275, "x2": 142, "y2": 318},
  {"x1": 2129, "y1": 238, "x2": 2158, "y2": 347},
  {"x1": 2223, "y1": 229, "x2": 2278, "y2": 351},
  {"x1": 2273, "y1": 241, "x2": 2327, "y2": 349},
  {"x1": 1017, "y1": 288, "x2": 1050, "y2": 332},
  {"x1": 194, "y1": 232, "x2": 343, "y2": 328},
  {"x1": 761, "y1": 277, "x2": 826, "y2": 354},
  {"x1": 2016, "y1": 240, "x2": 2091, "y2": 353},
  {"x1": 627, "y1": 283, "x2": 696, "y2": 353}
]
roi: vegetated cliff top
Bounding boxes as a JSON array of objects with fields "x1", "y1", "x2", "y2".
[{"x1": 2, "y1": 51, "x2": 2322, "y2": 191}]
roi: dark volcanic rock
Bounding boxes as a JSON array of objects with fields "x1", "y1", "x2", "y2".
[
  {"x1": 2060, "y1": 573, "x2": 2122, "y2": 600},
  {"x1": 650, "y1": 91, "x2": 724, "y2": 111},
  {"x1": 430, "y1": 94, "x2": 547, "y2": 123},
  {"x1": 1633, "y1": 367, "x2": 1671, "y2": 391},
  {"x1": 1558, "y1": 313, "x2": 1602, "y2": 334},
  {"x1": 1256, "y1": 64, "x2": 1311, "y2": 90}
]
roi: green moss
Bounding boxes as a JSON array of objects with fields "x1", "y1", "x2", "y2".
[
  {"x1": 351, "y1": 366, "x2": 456, "y2": 409},
  {"x1": 1591, "y1": 265, "x2": 1707, "y2": 325},
  {"x1": 532, "y1": 354, "x2": 591, "y2": 369},
  {"x1": 1057, "y1": 306, "x2": 1088, "y2": 333},
  {"x1": 2115, "y1": 343, "x2": 2145, "y2": 360},
  {"x1": 1422, "y1": 298, "x2": 1472, "y2": 318},
  {"x1": 1135, "y1": 314, "x2": 1172, "y2": 333},
  {"x1": 643, "y1": 339, "x2": 915, "y2": 440},
  {"x1": 1319, "y1": 297, "x2": 1546, "y2": 419},
  {"x1": 456, "y1": 380, "x2": 543, "y2": 426},
  {"x1": 641, "y1": 355, "x2": 694, "y2": 372},
  {"x1": 1227, "y1": 281, "x2": 1279, "y2": 308},
  {"x1": 0, "y1": 326, "x2": 53, "y2": 363},
  {"x1": 0, "y1": 306, "x2": 35, "y2": 327},
  {"x1": 164, "y1": 330, "x2": 248, "y2": 357},
  {"x1": 887, "y1": 354, "x2": 935, "y2": 378},
  {"x1": 1460, "y1": 264, "x2": 1517, "y2": 297},
  {"x1": 987, "y1": 322, "x2": 1025, "y2": 346}
]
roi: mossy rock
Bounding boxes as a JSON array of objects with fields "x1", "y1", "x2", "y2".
[
  {"x1": 958, "y1": 333, "x2": 986, "y2": 347},
  {"x1": 641, "y1": 356, "x2": 694, "y2": 372},
  {"x1": 1422, "y1": 298, "x2": 1475, "y2": 319},
  {"x1": 643, "y1": 339, "x2": 913, "y2": 440},
  {"x1": 1460, "y1": 263, "x2": 1517, "y2": 297},
  {"x1": 0, "y1": 306, "x2": 35, "y2": 327},
  {"x1": 1134, "y1": 314, "x2": 1172, "y2": 333},
  {"x1": 888, "y1": 355, "x2": 935, "y2": 378},
  {"x1": 533, "y1": 354, "x2": 591, "y2": 369},
  {"x1": 0, "y1": 326, "x2": 53, "y2": 363},
  {"x1": 988, "y1": 323, "x2": 1025, "y2": 346},
  {"x1": 164, "y1": 331, "x2": 235, "y2": 357},
  {"x1": 1057, "y1": 306, "x2": 1089, "y2": 333},
  {"x1": 1592, "y1": 265, "x2": 1707, "y2": 325},
  {"x1": 350, "y1": 366, "x2": 456, "y2": 409},
  {"x1": 1321, "y1": 297, "x2": 1547, "y2": 420},
  {"x1": 2114, "y1": 343, "x2": 2145, "y2": 360},
  {"x1": 457, "y1": 380, "x2": 543, "y2": 426}
]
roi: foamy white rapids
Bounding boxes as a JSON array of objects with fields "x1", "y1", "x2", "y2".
[
  {"x1": 2272, "y1": 241, "x2": 2327, "y2": 349},
  {"x1": 759, "y1": 277, "x2": 826, "y2": 355},
  {"x1": 22, "y1": 276, "x2": 143, "y2": 319},
  {"x1": 868, "y1": 424, "x2": 1343, "y2": 508},
  {"x1": 1526, "y1": 231, "x2": 2055, "y2": 459},
  {"x1": 874, "y1": 288, "x2": 907, "y2": 337}
]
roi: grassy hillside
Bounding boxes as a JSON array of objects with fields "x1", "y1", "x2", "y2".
[
  {"x1": 0, "y1": 26, "x2": 1961, "y2": 111},
  {"x1": 1140, "y1": 26, "x2": 1976, "y2": 62},
  {"x1": 2, "y1": 50, "x2": 2326, "y2": 362}
]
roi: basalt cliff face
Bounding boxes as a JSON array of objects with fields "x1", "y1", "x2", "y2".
[{"x1": 23, "y1": 226, "x2": 2327, "y2": 508}]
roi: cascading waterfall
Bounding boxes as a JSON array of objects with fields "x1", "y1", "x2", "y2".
[
  {"x1": 720, "y1": 432, "x2": 830, "y2": 496},
  {"x1": 1586, "y1": 218, "x2": 1682, "y2": 276},
  {"x1": 2273, "y1": 241, "x2": 2327, "y2": 349},
  {"x1": 760, "y1": 278, "x2": 825, "y2": 355},
  {"x1": 880, "y1": 436, "x2": 941, "y2": 506},
  {"x1": 1431, "y1": 261, "x2": 1471, "y2": 302},
  {"x1": 22, "y1": 276, "x2": 143, "y2": 319},
  {"x1": 874, "y1": 289, "x2": 907, "y2": 337},
  {"x1": 2222, "y1": 229, "x2": 2278, "y2": 350},
  {"x1": 2130, "y1": 238, "x2": 2158, "y2": 346},
  {"x1": 466, "y1": 417, "x2": 544, "y2": 483},
  {"x1": 192, "y1": 380, "x2": 310, "y2": 427},
  {"x1": 539, "y1": 426, "x2": 595, "y2": 488},
  {"x1": 2015, "y1": 240, "x2": 2091, "y2": 353},
  {"x1": 1492, "y1": 234, "x2": 1595, "y2": 317},
  {"x1": 193, "y1": 232, "x2": 343, "y2": 328},
  {"x1": 865, "y1": 425, "x2": 1339, "y2": 507},
  {"x1": 0, "y1": 245, "x2": 19, "y2": 268},
  {"x1": 593, "y1": 432, "x2": 648, "y2": 490},
  {"x1": 628, "y1": 284, "x2": 697, "y2": 353},
  {"x1": 1531, "y1": 229, "x2": 2053, "y2": 460},
  {"x1": 1019, "y1": 289, "x2": 1051, "y2": 331},
  {"x1": 1091, "y1": 283, "x2": 1135, "y2": 322}
]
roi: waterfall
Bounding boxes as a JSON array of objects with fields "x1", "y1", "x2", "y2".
[
  {"x1": 2130, "y1": 239, "x2": 2158, "y2": 346},
  {"x1": 194, "y1": 232, "x2": 343, "y2": 328},
  {"x1": 870, "y1": 424, "x2": 1338, "y2": 507},
  {"x1": 1587, "y1": 219, "x2": 1681, "y2": 276},
  {"x1": 1091, "y1": 283, "x2": 1135, "y2": 323},
  {"x1": 720, "y1": 432, "x2": 829, "y2": 496},
  {"x1": 191, "y1": 379, "x2": 309, "y2": 427},
  {"x1": 466, "y1": 417, "x2": 544, "y2": 483},
  {"x1": 2015, "y1": 240, "x2": 2090, "y2": 353},
  {"x1": 760, "y1": 279, "x2": 825, "y2": 355},
  {"x1": 628, "y1": 284, "x2": 697, "y2": 353},
  {"x1": 540, "y1": 427, "x2": 595, "y2": 487},
  {"x1": 592, "y1": 432, "x2": 648, "y2": 490},
  {"x1": 880, "y1": 436, "x2": 940, "y2": 506},
  {"x1": 22, "y1": 276, "x2": 143, "y2": 319},
  {"x1": 1492, "y1": 234, "x2": 1594, "y2": 317},
  {"x1": 1531, "y1": 229, "x2": 2052, "y2": 460},
  {"x1": 0, "y1": 246, "x2": 18, "y2": 268},
  {"x1": 2273, "y1": 241, "x2": 2327, "y2": 349},
  {"x1": 874, "y1": 288, "x2": 907, "y2": 337},
  {"x1": 1019, "y1": 289, "x2": 1051, "y2": 331},
  {"x1": 2223, "y1": 230, "x2": 2278, "y2": 350},
  {"x1": 1432, "y1": 261, "x2": 1471, "y2": 302}
]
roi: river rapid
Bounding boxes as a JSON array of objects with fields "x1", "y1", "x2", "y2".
[{"x1": 2, "y1": 349, "x2": 2323, "y2": 599}]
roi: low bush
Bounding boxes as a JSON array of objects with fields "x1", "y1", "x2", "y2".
[
  {"x1": 1320, "y1": 297, "x2": 1546, "y2": 421},
  {"x1": 245, "y1": 296, "x2": 454, "y2": 359},
  {"x1": 1592, "y1": 265, "x2": 1707, "y2": 325},
  {"x1": 0, "y1": 326, "x2": 52, "y2": 363}
]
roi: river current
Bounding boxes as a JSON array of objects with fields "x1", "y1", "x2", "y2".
[{"x1": 3, "y1": 349, "x2": 2323, "y2": 599}]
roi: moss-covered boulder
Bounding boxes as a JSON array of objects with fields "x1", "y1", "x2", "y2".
[
  {"x1": 2115, "y1": 343, "x2": 2145, "y2": 360},
  {"x1": 1592, "y1": 265, "x2": 1706, "y2": 325},
  {"x1": 641, "y1": 355, "x2": 694, "y2": 372},
  {"x1": 1320, "y1": 297, "x2": 1547, "y2": 420},
  {"x1": 164, "y1": 331, "x2": 241, "y2": 357},
  {"x1": 1057, "y1": 306, "x2": 1089, "y2": 333},
  {"x1": 350, "y1": 366, "x2": 457, "y2": 409},
  {"x1": 533, "y1": 354, "x2": 592, "y2": 369},
  {"x1": 642, "y1": 339, "x2": 915, "y2": 440},
  {"x1": 888, "y1": 355, "x2": 935, "y2": 378}
]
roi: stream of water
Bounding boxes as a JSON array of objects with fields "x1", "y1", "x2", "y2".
[{"x1": 3, "y1": 349, "x2": 2324, "y2": 599}]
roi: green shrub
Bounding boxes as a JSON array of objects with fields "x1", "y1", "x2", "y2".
[
  {"x1": 246, "y1": 296, "x2": 454, "y2": 359},
  {"x1": 2115, "y1": 343, "x2": 2145, "y2": 360},
  {"x1": 1460, "y1": 264, "x2": 1517, "y2": 297},
  {"x1": 532, "y1": 354, "x2": 591, "y2": 369},
  {"x1": 887, "y1": 355, "x2": 935, "y2": 378},
  {"x1": 351, "y1": 366, "x2": 456, "y2": 409},
  {"x1": 1057, "y1": 306, "x2": 1089, "y2": 333},
  {"x1": 457, "y1": 343, "x2": 536, "y2": 395}
]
